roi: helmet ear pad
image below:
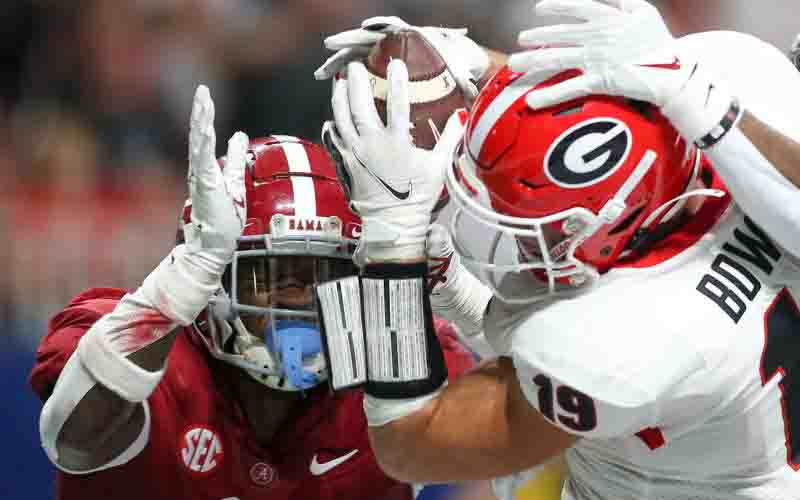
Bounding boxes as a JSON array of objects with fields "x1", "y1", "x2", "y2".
[{"x1": 575, "y1": 203, "x2": 648, "y2": 273}]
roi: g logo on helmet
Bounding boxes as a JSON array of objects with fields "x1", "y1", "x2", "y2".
[{"x1": 544, "y1": 118, "x2": 632, "y2": 189}]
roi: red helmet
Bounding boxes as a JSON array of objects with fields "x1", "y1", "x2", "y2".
[
  {"x1": 446, "y1": 67, "x2": 704, "y2": 303},
  {"x1": 182, "y1": 135, "x2": 361, "y2": 391}
]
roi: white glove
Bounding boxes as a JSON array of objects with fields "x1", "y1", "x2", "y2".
[
  {"x1": 183, "y1": 85, "x2": 249, "y2": 267},
  {"x1": 139, "y1": 85, "x2": 249, "y2": 325},
  {"x1": 69, "y1": 85, "x2": 249, "y2": 413},
  {"x1": 508, "y1": 0, "x2": 738, "y2": 145},
  {"x1": 315, "y1": 16, "x2": 489, "y2": 100},
  {"x1": 327, "y1": 60, "x2": 465, "y2": 263}
]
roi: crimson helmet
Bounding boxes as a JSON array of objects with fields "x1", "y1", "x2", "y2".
[
  {"x1": 446, "y1": 67, "x2": 707, "y2": 303},
  {"x1": 181, "y1": 135, "x2": 361, "y2": 391}
]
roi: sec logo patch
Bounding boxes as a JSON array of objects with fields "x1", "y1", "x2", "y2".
[
  {"x1": 544, "y1": 118, "x2": 632, "y2": 189},
  {"x1": 179, "y1": 424, "x2": 225, "y2": 476}
]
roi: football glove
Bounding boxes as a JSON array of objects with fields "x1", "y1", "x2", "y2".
[
  {"x1": 140, "y1": 85, "x2": 249, "y2": 325},
  {"x1": 315, "y1": 16, "x2": 489, "y2": 100},
  {"x1": 326, "y1": 60, "x2": 465, "y2": 263},
  {"x1": 509, "y1": 0, "x2": 738, "y2": 147}
]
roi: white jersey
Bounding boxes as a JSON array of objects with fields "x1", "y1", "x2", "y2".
[
  {"x1": 478, "y1": 28, "x2": 800, "y2": 500},
  {"x1": 488, "y1": 202, "x2": 800, "y2": 500}
]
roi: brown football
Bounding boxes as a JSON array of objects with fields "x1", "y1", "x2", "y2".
[{"x1": 365, "y1": 29, "x2": 467, "y2": 150}]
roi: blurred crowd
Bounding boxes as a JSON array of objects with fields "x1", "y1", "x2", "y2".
[
  {"x1": 0, "y1": 0, "x2": 539, "y2": 349},
  {"x1": 0, "y1": 0, "x2": 796, "y2": 498}
]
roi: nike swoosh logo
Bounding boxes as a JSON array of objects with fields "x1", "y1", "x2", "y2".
[
  {"x1": 352, "y1": 151, "x2": 411, "y2": 200},
  {"x1": 705, "y1": 83, "x2": 715, "y2": 106},
  {"x1": 638, "y1": 56, "x2": 681, "y2": 70},
  {"x1": 309, "y1": 449, "x2": 358, "y2": 476}
]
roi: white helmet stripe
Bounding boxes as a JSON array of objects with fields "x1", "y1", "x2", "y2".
[
  {"x1": 468, "y1": 83, "x2": 531, "y2": 160},
  {"x1": 367, "y1": 69, "x2": 457, "y2": 104},
  {"x1": 274, "y1": 135, "x2": 317, "y2": 217}
]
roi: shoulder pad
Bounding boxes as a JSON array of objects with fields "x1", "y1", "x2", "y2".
[
  {"x1": 31, "y1": 288, "x2": 130, "y2": 400},
  {"x1": 507, "y1": 281, "x2": 705, "y2": 438}
]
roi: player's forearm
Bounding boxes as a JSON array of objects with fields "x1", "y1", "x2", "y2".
[
  {"x1": 368, "y1": 358, "x2": 574, "y2": 483},
  {"x1": 41, "y1": 245, "x2": 217, "y2": 472},
  {"x1": 44, "y1": 293, "x2": 180, "y2": 472},
  {"x1": 737, "y1": 111, "x2": 800, "y2": 188},
  {"x1": 478, "y1": 48, "x2": 508, "y2": 89},
  {"x1": 58, "y1": 328, "x2": 179, "y2": 453}
]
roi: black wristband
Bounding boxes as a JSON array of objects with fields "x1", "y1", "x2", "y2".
[
  {"x1": 362, "y1": 262, "x2": 428, "y2": 280},
  {"x1": 695, "y1": 99, "x2": 743, "y2": 150},
  {"x1": 361, "y1": 263, "x2": 448, "y2": 399}
]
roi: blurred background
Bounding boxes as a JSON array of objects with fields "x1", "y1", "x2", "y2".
[{"x1": 0, "y1": 0, "x2": 797, "y2": 498}]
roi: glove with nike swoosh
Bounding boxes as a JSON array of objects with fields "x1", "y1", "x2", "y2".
[
  {"x1": 326, "y1": 60, "x2": 465, "y2": 263},
  {"x1": 318, "y1": 64, "x2": 463, "y2": 417},
  {"x1": 139, "y1": 85, "x2": 249, "y2": 325},
  {"x1": 509, "y1": 0, "x2": 740, "y2": 148}
]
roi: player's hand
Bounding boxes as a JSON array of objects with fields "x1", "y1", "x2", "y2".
[
  {"x1": 509, "y1": 0, "x2": 737, "y2": 145},
  {"x1": 509, "y1": 0, "x2": 684, "y2": 108},
  {"x1": 184, "y1": 85, "x2": 249, "y2": 267},
  {"x1": 324, "y1": 60, "x2": 465, "y2": 263},
  {"x1": 314, "y1": 16, "x2": 489, "y2": 100}
]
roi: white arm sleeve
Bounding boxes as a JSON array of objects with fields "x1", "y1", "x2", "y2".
[
  {"x1": 705, "y1": 128, "x2": 800, "y2": 255},
  {"x1": 39, "y1": 351, "x2": 152, "y2": 475},
  {"x1": 78, "y1": 243, "x2": 221, "y2": 402},
  {"x1": 37, "y1": 243, "x2": 221, "y2": 473},
  {"x1": 426, "y1": 224, "x2": 494, "y2": 357}
]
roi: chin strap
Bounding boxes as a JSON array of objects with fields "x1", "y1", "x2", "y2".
[{"x1": 624, "y1": 187, "x2": 727, "y2": 256}]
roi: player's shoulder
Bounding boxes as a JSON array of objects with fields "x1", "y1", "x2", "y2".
[
  {"x1": 30, "y1": 288, "x2": 129, "y2": 399},
  {"x1": 504, "y1": 274, "x2": 708, "y2": 436},
  {"x1": 531, "y1": 274, "x2": 705, "y2": 378},
  {"x1": 49, "y1": 287, "x2": 129, "y2": 332}
]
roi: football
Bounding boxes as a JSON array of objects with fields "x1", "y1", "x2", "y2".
[{"x1": 365, "y1": 29, "x2": 467, "y2": 150}]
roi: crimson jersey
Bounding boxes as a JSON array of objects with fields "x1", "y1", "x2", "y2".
[{"x1": 31, "y1": 288, "x2": 475, "y2": 500}]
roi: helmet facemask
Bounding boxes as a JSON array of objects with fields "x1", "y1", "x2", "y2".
[
  {"x1": 208, "y1": 240, "x2": 357, "y2": 392},
  {"x1": 447, "y1": 141, "x2": 722, "y2": 306},
  {"x1": 446, "y1": 149, "x2": 662, "y2": 304},
  {"x1": 188, "y1": 135, "x2": 362, "y2": 392}
]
